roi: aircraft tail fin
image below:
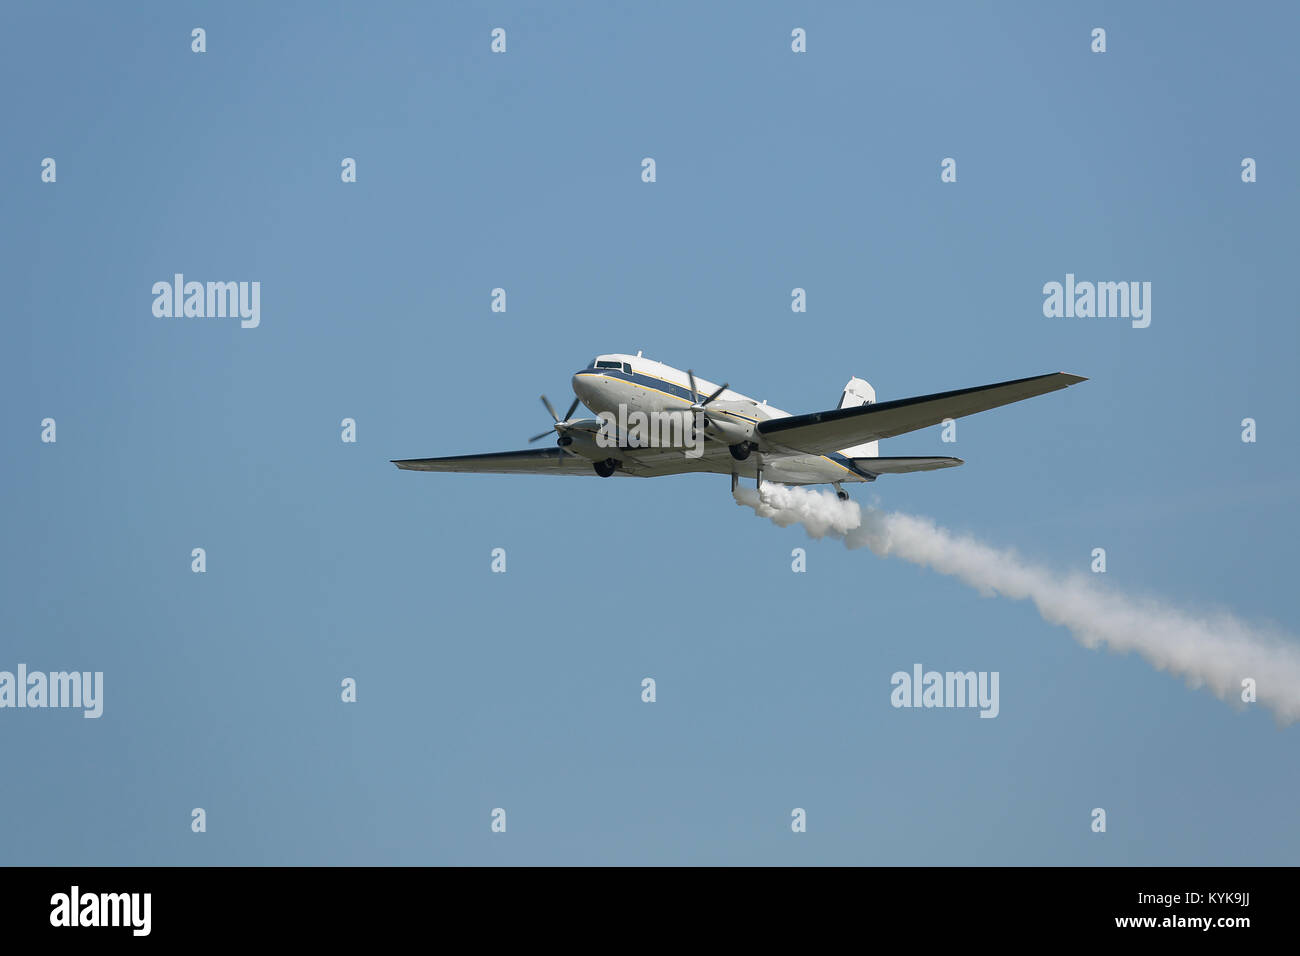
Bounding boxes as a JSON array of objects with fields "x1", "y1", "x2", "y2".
[{"x1": 837, "y1": 377, "x2": 878, "y2": 457}]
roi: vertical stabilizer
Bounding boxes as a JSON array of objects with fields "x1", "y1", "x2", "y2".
[{"x1": 837, "y1": 376, "x2": 878, "y2": 457}]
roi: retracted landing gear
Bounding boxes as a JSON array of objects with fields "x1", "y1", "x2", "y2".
[
  {"x1": 593, "y1": 458, "x2": 618, "y2": 478},
  {"x1": 833, "y1": 481, "x2": 849, "y2": 501}
]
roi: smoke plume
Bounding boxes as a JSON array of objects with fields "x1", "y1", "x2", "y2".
[{"x1": 736, "y1": 483, "x2": 1300, "y2": 724}]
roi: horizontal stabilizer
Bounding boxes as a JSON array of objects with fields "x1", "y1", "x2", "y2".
[{"x1": 854, "y1": 456, "x2": 963, "y2": 475}]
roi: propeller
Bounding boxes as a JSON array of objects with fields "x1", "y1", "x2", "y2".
[
  {"x1": 686, "y1": 369, "x2": 728, "y2": 415},
  {"x1": 528, "y1": 394, "x2": 582, "y2": 442}
]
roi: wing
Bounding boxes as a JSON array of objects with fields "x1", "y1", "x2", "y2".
[
  {"x1": 392, "y1": 444, "x2": 735, "y2": 478},
  {"x1": 393, "y1": 447, "x2": 602, "y2": 475},
  {"x1": 758, "y1": 372, "x2": 1086, "y2": 457}
]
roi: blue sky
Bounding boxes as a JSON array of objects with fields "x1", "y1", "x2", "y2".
[{"x1": 2, "y1": 1, "x2": 1297, "y2": 865}]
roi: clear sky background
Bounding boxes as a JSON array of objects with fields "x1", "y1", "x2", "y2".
[{"x1": 3, "y1": 1, "x2": 1297, "y2": 865}]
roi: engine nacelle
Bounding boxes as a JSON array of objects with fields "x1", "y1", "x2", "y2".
[
  {"x1": 703, "y1": 414, "x2": 755, "y2": 446},
  {"x1": 560, "y1": 430, "x2": 613, "y2": 462}
]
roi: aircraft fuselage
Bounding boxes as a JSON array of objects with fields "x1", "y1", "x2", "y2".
[{"x1": 570, "y1": 353, "x2": 876, "y2": 485}]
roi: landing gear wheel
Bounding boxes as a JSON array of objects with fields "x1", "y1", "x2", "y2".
[
  {"x1": 593, "y1": 458, "x2": 618, "y2": 478},
  {"x1": 728, "y1": 442, "x2": 752, "y2": 461},
  {"x1": 837, "y1": 491, "x2": 850, "y2": 501}
]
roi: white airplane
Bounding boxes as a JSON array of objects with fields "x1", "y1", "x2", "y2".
[{"x1": 393, "y1": 352, "x2": 1086, "y2": 499}]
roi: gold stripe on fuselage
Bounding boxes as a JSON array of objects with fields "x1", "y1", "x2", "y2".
[{"x1": 580, "y1": 372, "x2": 760, "y2": 424}]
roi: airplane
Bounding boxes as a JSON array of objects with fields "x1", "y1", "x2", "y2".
[{"x1": 392, "y1": 352, "x2": 1086, "y2": 499}]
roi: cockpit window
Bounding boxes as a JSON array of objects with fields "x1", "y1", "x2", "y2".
[
  {"x1": 595, "y1": 360, "x2": 624, "y2": 370},
  {"x1": 622, "y1": 363, "x2": 633, "y2": 374}
]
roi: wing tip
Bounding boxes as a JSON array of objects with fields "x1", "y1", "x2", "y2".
[{"x1": 1058, "y1": 372, "x2": 1088, "y2": 385}]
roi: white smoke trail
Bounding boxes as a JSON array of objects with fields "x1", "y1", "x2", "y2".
[{"x1": 736, "y1": 483, "x2": 1300, "y2": 724}]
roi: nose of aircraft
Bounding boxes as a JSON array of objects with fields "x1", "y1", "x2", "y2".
[{"x1": 571, "y1": 371, "x2": 593, "y2": 406}]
